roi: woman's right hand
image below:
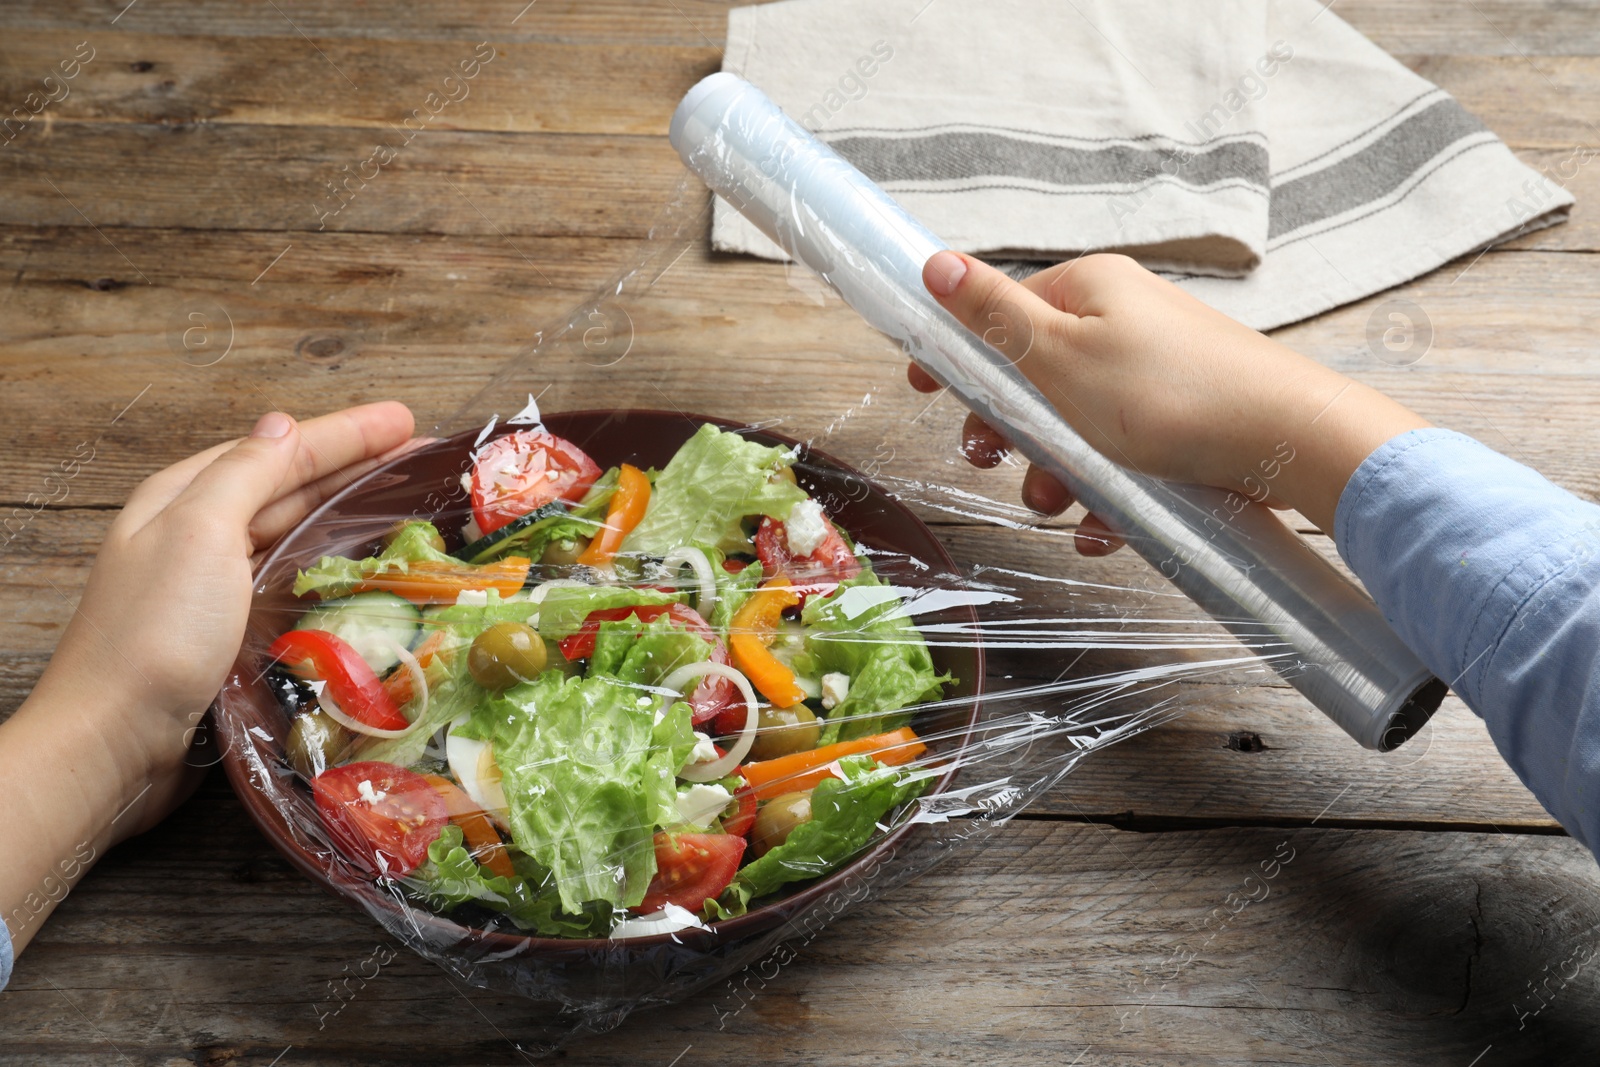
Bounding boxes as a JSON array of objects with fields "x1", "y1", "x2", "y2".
[{"x1": 911, "y1": 251, "x2": 1431, "y2": 551}]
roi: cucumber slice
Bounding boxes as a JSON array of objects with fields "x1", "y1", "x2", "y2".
[{"x1": 294, "y1": 591, "x2": 422, "y2": 674}]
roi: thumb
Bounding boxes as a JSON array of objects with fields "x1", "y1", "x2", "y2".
[
  {"x1": 169, "y1": 412, "x2": 303, "y2": 536},
  {"x1": 923, "y1": 251, "x2": 1065, "y2": 371}
]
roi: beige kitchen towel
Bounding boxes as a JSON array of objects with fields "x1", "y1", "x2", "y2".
[{"x1": 713, "y1": 0, "x2": 1573, "y2": 330}]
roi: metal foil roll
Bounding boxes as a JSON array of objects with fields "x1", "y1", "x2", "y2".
[{"x1": 670, "y1": 73, "x2": 1444, "y2": 750}]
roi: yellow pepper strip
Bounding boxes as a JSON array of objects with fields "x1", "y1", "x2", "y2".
[
  {"x1": 577, "y1": 463, "x2": 651, "y2": 568},
  {"x1": 728, "y1": 576, "x2": 806, "y2": 708}
]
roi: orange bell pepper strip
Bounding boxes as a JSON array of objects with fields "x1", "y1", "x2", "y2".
[
  {"x1": 422, "y1": 774, "x2": 516, "y2": 880},
  {"x1": 381, "y1": 629, "x2": 452, "y2": 708},
  {"x1": 577, "y1": 464, "x2": 651, "y2": 568},
  {"x1": 740, "y1": 727, "x2": 926, "y2": 802},
  {"x1": 354, "y1": 556, "x2": 530, "y2": 605},
  {"x1": 727, "y1": 577, "x2": 806, "y2": 708}
]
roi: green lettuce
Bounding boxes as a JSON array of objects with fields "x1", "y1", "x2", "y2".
[
  {"x1": 460, "y1": 671, "x2": 693, "y2": 912},
  {"x1": 293, "y1": 521, "x2": 456, "y2": 599},
  {"x1": 621, "y1": 423, "x2": 806, "y2": 555},
  {"x1": 710, "y1": 560, "x2": 765, "y2": 633},
  {"x1": 415, "y1": 824, "x2": 612, "y2": 937},
  {"x1": 800, "y1": 570, "x2": 951, "y2": 743},
  {"x1": 590, "y1": 612, "x2": 712, "y2": 686},
  {"x1": 715, "y1": 756, "x2": 931, "y2": 914},
  {"x1": 534, "y1": 584, "x2": 681, "y2": 641}
]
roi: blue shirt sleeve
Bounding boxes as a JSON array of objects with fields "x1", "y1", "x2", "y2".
[
  {"x1": 1, "y1": 918, "x2": 13, "y2": 991},
  {"x1": 1336, "y1": 428, "x2": 1600, "y2": 852}
]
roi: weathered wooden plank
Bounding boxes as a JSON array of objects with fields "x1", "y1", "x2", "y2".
[
  {"x1": 4, "y1": 26, "x2": 1598, "y2": 156},
  {"x1": 6, "y1": 0, "x2": 1600, "y2": 59},
  {"x1": 0, "y1": 30, "x2": 716, "y2": 139},
  {"x1": 1, "y1": 781, "x2": 1594, "y2": 1064},
  {"x1": 5, "y1": 227, "x2": 1600, "y2": 509},
  {"x1": 0, "y1": 1, "x2": 743, "y2": 46},
  {"x1": 0, "y1": 122, "x2": 688, "y2": 237}
]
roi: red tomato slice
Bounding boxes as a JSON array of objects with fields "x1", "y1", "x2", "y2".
[
  {"x1": 721, "y1": 779, "x2": 757, "y2": 838},
  {"x1": 634, "y1": 832, "x2": 746, "y2": 914},
  {"x1": 754, "y1": 514, "x2": 861, "y2": 601},
  {"x1": 690, "y1": 644, "x2": 740, "y2": 729},
  {"x1": 312, "y1": 762, "x2": 448, "y2": 877},
  {"x1": 470, "y1": 430, "x2": 602, "y2": 535},
  {"x1": 267, "y1": 629, "x2": 409, "y2": 731}
]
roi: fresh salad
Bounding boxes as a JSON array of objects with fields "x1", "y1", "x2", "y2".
[{"x1": 267, "y1": 422, "x2": 951, "y2": 938}]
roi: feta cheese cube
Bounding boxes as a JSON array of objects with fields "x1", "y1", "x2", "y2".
[
  {"x1": 821, "y1": 671, "x2": 851, "y2": 710},
  {"x1": 784, "y1": 498, "x2": 830, "y2": 556},
  {"x1": 674, "y1": 783, "x2": 733, "y2": 828},
  {"x1": 455, "y1": 588, "x2": 489, "y2": 607},
  {"x1": 687, "y1": 731, "x2": 719, "y2": 765}
]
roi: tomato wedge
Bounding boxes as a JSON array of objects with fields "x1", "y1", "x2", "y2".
[
  {"x1": 267, "y1": 629, "x2": 409, "y2": 731},
  {"x1": 633, "y1": 832, "x2": 746, "y2": 914},
  {"x1": 312, "y1": 761, "x2": 448, "y2": 877},
  {"x1": 754, "y1": 513, "x2": 861, "y2": 601},
  {"x1": 470, "y1": 430, "x2": 602, "y2": 535},
  {"x1": 721, "y1": 778, "x2": 757, "y2": 838}
]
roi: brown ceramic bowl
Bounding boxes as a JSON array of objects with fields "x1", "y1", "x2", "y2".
[{"x1": 215, "y1": 409, "x2": 983, "y2": 1006}]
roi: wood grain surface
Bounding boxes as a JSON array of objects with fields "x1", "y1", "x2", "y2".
[{"x1": 2, "y1": 1, "x2": 1598, "y2": 1064}]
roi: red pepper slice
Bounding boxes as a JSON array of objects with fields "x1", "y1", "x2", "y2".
[
  {"x1": 721, "y1": 777, "x2": 757, "y2": 838},
  {"x1": 267, "y1": 629, "x2": 410, "y2": 732}
]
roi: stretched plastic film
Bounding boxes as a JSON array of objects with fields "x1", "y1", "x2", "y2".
[{"x1": 207, "y1": 75, "x2": 1428, "y2": 1054}]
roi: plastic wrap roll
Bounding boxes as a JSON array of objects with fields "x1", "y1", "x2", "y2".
[{"x1": 670, "y1": 72, "x2": 1444, "y2": 751}]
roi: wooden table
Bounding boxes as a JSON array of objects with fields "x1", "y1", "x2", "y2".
[{"x1": 4, "y1": 2, "x2": 1599, "y2": 1063}]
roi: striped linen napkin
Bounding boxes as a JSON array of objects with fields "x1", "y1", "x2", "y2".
[{"x1": 712, "y1": 0, "x2": 1573, "y2": 330}]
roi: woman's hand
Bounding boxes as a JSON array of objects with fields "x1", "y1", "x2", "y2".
[
  {"x1": 912, "y1": 251, "x2": 1430, "y2": 551},
  {"x1": 1, "y1": 403, "x2": 415, "y2": 956}
]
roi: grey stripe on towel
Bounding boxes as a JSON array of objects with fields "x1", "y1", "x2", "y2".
[
  {"x1": 826, "y1": 129, "x2": 1269, "y2": 194},
  {"x1": 1267, "y1": 98, "x2": 1488, "y2": 239}
]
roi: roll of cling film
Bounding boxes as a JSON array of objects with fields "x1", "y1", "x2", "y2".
[
  {"x1": 209, "y1": 73, "x2": 1438, "y2": 1053},
  {"x1": 668, "y1": 73, "x2": 1445, "y2": 753}
]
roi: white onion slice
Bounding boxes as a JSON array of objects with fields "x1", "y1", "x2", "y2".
[
  {"x1": 317, "y1": 688, "x2": 417, "y2": 739},
  {"x1": 391, "y1": 641, "x2": 429, "y2": 721},
  {"x1": 610, "y1": 902, "x2": 710, "y2": 939},
  {"x1": 661, "y1": 661, "x2": 759, "y2": 782},
  {"x1": 661, "y1": 546, "x2": 717, "y2": 616}
]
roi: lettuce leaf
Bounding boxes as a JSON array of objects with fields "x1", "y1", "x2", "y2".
[
  {"x1": 800, "y1": 570, "x2": 951, "y2": 743},
  {"x1": 293, "y1": 521, "x2": 456, "y2": 599},
  {"x1": 534, "y1": 584, "x2": 681, "y2": 641},
  {"x1": 590, "y1": 612, "x2": 713, "y2": 686},
  {"x1": 414, "y1": 824, "x2": 612, "y2": 937},
  {"x1": 716, "y1": 756, "x2": 931, "y2": 914},
  {"x1": 463, "y1": 672, "x2": 691, "y2": 912},
  {"x1": 710, "y1": 560, "x2": 765, "y2": 634},
  {"x1": 621, "y1": 423, "x2": 806, "y2": 555}
]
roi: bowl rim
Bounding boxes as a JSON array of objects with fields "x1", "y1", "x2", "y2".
[{"x1": 216, "y1": 408, "x2": 986, "y2": 955}]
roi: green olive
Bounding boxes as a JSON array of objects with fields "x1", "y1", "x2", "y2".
[
  {"x1": 540, "y1": 537, "x2": 589, "y2": 565},
  {"x1": 771, "y1": 465, "x2": 797, "y2": 485},
  {"x1": 382, "y1": 520, "x2": 446, "y2": 554},
  {"x1": 609, "y1": 555, "x2": 643, "y2": 581},
  {"x1": 468, "y1": 621, "x2": 548, "y2": 690},
  {"x1": 751, "y1": 791, "x2": 813, "y2": 859},
  {"x1": 748, "y1": 704, "x2": 821, "y2": 762},
  {"x1": 287, "y1": 709, "x2": 348, "y2": 778}
]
